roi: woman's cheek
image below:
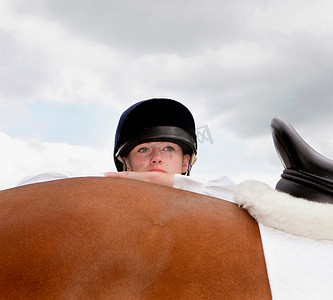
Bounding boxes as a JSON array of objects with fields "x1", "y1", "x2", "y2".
[{"x1": 130, "y1": 157, "x2": 149, "y2": 171}]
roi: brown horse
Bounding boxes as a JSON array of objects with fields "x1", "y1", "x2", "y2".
[{"x1": 0, "y1": 177, "x2": 271, "y2": 299}]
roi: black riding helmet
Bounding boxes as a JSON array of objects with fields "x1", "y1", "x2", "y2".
[{"x1": 114, "y1": 98, "x2": 197, "y2": 175}]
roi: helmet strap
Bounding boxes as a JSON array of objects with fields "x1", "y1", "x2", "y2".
[
  {"x1": 116, "y1": 156, "x2": 128, "y2": 171},
  {"x1": 185, "y1": 153, "x2": 197, "y2": 176}
]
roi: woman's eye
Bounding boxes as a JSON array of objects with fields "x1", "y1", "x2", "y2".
[
  {"x1": 164, "y1": 146, "x2": 174, "y2": 151},
  {"x1": 138, "y1": 147, "x2": 149, "y2": 153}
]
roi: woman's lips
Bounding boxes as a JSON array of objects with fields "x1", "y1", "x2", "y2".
[{"x1": 148, "y1": 169, "x2": 167, "y2": 173}]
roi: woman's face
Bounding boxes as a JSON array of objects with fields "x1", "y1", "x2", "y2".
[{"x1": 123, "y1": 141, "x2": 190, "y2": 174}]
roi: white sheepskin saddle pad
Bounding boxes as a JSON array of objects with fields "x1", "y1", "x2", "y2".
[{"x1": 235, "y1": 180, "x2": 333, "y2": 241}]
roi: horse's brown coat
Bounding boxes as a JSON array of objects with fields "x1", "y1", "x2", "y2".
[{"x1": 0, "y1": 177, "x2": 271, "y2": 299}]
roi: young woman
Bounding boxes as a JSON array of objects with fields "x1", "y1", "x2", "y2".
[{"x1": 105, "y1": 98, "x2": 235, "y2": 201}]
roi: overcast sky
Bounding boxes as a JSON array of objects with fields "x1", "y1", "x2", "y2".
[{"x1": 1, "y1": 0, "x2": 333, "y2": 190}]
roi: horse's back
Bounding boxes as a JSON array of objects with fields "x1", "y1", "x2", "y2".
[{"x1": 0, "y1": 177, "x2": 271, "y2": 299}]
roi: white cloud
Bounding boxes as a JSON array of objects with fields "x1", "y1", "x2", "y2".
[
  {"x1": 251, "y1": 0, "x2": 333, "y2": 37},
  {"x1": 20, "y1": 0, "x2": 259, "y2": 55},
  {"x1": 0, "y1": 131, "x2": 115, "y2": 190},
  {"x1": 0, "y1": 1, "x2": 126, "y2": 107},
  {"x1": 209, "y1": 42, "x2": 274, "y2": 69}
]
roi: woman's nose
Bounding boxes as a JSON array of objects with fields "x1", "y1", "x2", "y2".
[{"x1": 150, "y1": 149, "x2": 163, "y2": 164}]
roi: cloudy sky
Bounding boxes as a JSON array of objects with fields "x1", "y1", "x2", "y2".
[{"x1": 1, "y1": 0, "x2": 333, "y2": 190}]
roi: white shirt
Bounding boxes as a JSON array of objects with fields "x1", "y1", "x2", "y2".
[{"x1": 173, "y1": 174, "x2": 235, "y2": 203}]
